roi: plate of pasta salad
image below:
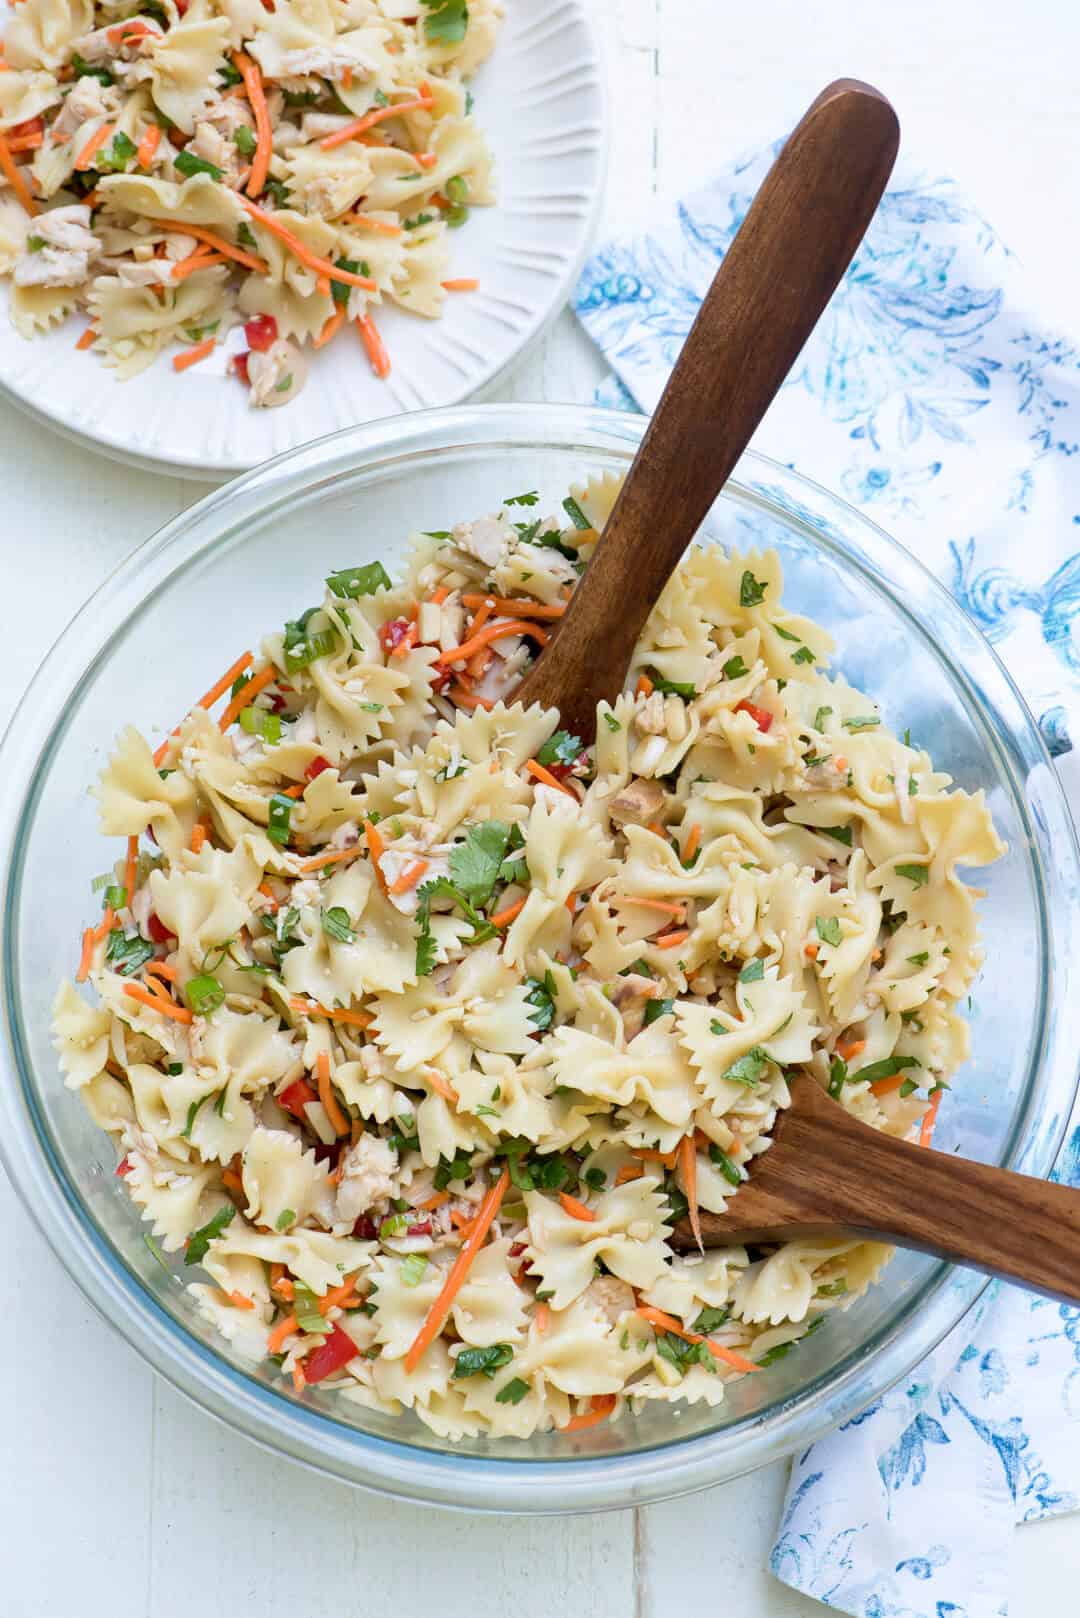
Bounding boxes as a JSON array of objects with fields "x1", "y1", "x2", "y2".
[
  {"x1": 53, "y1": 468, "x2": 1003, "y2": 1442},
  {"x1": 0, "y1": 0, "x2": 605, "y2": 475}
]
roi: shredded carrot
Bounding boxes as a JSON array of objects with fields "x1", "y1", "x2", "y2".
[
  {"x1": 320, "y1": 92, "x2": 435, "y2": 151},
  {"x1": 124, "y1": 835, "x2": 138, "y2": 903},
  {"x1": 5, "y1": 129, "x2": 42, "y2": 151},
  {"x1": 615, "y1": 1163, "x2": 644, "y2": 1186},
  {"x1": 635, "y1": 673, "x2": 654, "y2": 698},
  {"x1": 364, "y1": 818, "x2": 386, "y2": 888},
  {"x1": 231, "y1": 52, "x2": 272, "y2": 197},
  {"x1": 218, "y1": 663, "x2": 276, "y2": 732},
  {"x1": 258, "y1": 881, "x2": 280, "y2": 910},
  {"x1": 635, "y1": 1306, "x2": 761, "y2": 1374},
  {"x1": 428, "y1": 586, "x2": 450, "y2": 605},
  {"x1": 450, "y1": 1208, "x2": 474, "y2": 1234},
  {"x1": 190, "y1": 823, "x2": 207, "y2": 854},
  {"x1": 405, "y1": 1168, "x2": 509, "y2": 1372},
  {"x1": 289, "y1": 998, "x2": 374, "y2": 1029},
  {"x1": 270, "y1": 1264, "x2": 291, "y2": 1298},
  {"x1": 145, "y1": 961, "x2": 178, "y2": 985},
  {"x1": 558, "y1": 1191, "x2": 595, "y2": 1223},
  {"x1": 356, "y1": 312, "x2": 391, "y2": 378},
  {"x1": 920, "y1": 1088, "x2": 943, "y2": 1148},
  {"x1": 615, "y1": 895, "x2": 685, "y2": 918},
  {"x1": 75, "y1": 325, "x2": 97, "y2": 350},
  {"x1": 314, "y1": 308, "x2": 346, "y2": 348},
  {"x1": 565, "y1": 891, "x2": 577, "y2": 916},
  {"x1": 74, "y1": 122, "x2": 114, "y2": 171},
  {"x1": 76, "y1": 927, "x2": 96, "y2": 982},
  {"x1": 227, "y1": 1290, "x2": 255, "y2": 1310},
  {"x1": 869, "y1": 1073, "x2": 908, "y2": 1098},
  {"x1": 415, "y1": 150, "x2": 437, "y2": 168},
  {"x1": 438, "y1": 617, "x2": 548, "y2": 666},
  {"x1": 460, "y1": 594, "x2": 565, "y2": 620},
  {"x1": 647, "y1": 820, "x2": 667, "y2": 839},
  {"x1": 297, "y1": 844, "x2": 362, "y2": 874},
  {"x1": 655, "y1": 929, "x2": 689, "y2": 950},
  {"x1": 836, "y1": 1037, "x2": 866, "y2": 1063},
  {"x1": 490, "y1": 895, "x2": 526, "y2": 929},
  {"x1": 0, "y1": 132, "x2": 36, "y2": 213},
  {"x1": 679, "y1": 1134, "x2": 703, "y2": 1253},
  {"x1": 424, "y1": 1067, "x2": 460, "y2": 1105},
  {"x1": 419, "y1": 1191, "x2": 449, "y2": 1211},
  {"x1": 173, "y1": 337, "x2": 215, "y2": 372},
  {"x1": 525, "y1": 758, "x2": 576, "y2": 798},
  {"x1": 292, "y1": 1361, "x2": 307, "y2": 1393},
  {"x1": 805, "y1": 940, "x2": 819, "y2": 959},
  {"x1": 441, "y1": 277, "x2": 479, "y2": 291},
  {"x1": 451, "y1": 687, "x2": 493, "y2": 710},
  {"x1": 172, "y1": 250, "x2": 228, "y2": 281},
  {"x1": 466, "y1": 599, "x2": 494, "y2": 642},
  {"x1": 239, "y1": 198, "x2": 377, "y2": 289},
  {"x1": 316, "y1": 1050, "x2": 350, "y2": 1137},
  {"x1": 319, "y1": 1275, "x2": 360, "y2": 1314},
  {"x1": 349, "y1": 213, "x2": 402, "y2": 235},
  {"x1": 123, "y1": 983, "x2": 193, "y2": 1022},
  {"x1": 267, "y1": 1312, "x2": 298, "y2": 1354},
  {"x1": 281, "y1": 782, "x2": 306, "y2": 799},
  {"x1": 196, "y1": 650, "x2": 254, "y2": 713},
  {"x1": 632, "y1": 1147, "x2": 677, "y2": 1168},
  {"x1": 535, "y1": 1301, "x2": 551, "y2": 1333},
  {"x1": 561, "y1": 1394, "x2": 616, "y2": 1433},
  {"x1": 389, "y1": 857, "x2": 429, "y2": 895},
  {"x1": 315, "y1": 272, "x2": 331, "y2": 298},
  {"x1": 136, "y1": 123, "x2": 161, "y2": 168},
  {"x1": 149, "y1": 220, "x2": 268, "y2": 275},
  {"x1": 681, "y1": 823, "x2": 701, "y2": 865}
]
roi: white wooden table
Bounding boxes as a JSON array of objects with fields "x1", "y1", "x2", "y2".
[{"x1": 6, "y1": 2, "x2": 1080, "y2": 1612}]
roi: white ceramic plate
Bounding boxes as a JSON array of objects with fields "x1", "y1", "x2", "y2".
[{"x1": 0, "y1": 0, "x2": 606, "y2": 479}]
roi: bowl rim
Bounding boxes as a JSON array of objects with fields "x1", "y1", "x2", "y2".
[{"x1": 3, "y1": 401, "x2": 1079, "y2": 1513}]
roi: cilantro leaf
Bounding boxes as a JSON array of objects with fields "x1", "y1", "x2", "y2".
[
  {"x1": 722, "y1": 655, "x2": 748, "y2": 680},
  {"x1": 819, "y1": 824, "x2": 853, "y2": 847},
  {"x1": 503, "y1": 489, "x2": 539, "y2": 507},
  {"x1": 691, "y1": 1305, "x2": 731, "y2": 1333},
  {"x1": 185, "y1": 1204, "x2": 236, "y2": 1265},
  {"x1": 105, "y1": 928, "x2": 155, "y2": 977},
  {"x1": 827, "y1": 1057, "x2": 848, "y2": 1098},
  {"x1": 738, "y1": 958, "x2": 765, "y2": 983},
  {"x1": 708, "y1": 1145, "x2": 743, "y2": 1187},
  {"x1": 322, "y1": 906, "x2": 355, "y2": 943},
  {"x1": 895, "y1": 862, "x2": 930, "y2": 887},
  {"x1": 792, "y1": 645, "x2": 815, "y2": 665},
  {"x1": 422, "y1": 0, "x2": 469, "y2": 45},
  {"x1": 524, "y1": 970, "x2": 557, "y2": 1031},
  {"x1": 852, "y1": 1055, "x2": 921, "y2": 1086},
  {"x1": 536, "y1": 730, "x2": 582, "y2": 768},
  {"x1": 452, "y1": 1342, "x2": 513, "y2": 1380},
  {"x1": 642, "y1": 996, "x2": 673, "y2": 1026},
  {"x1": 449, "y1": 820, "x2": 511, "y2": 909},
  {"x1": 718, "y1": 1046, "x2": 769, "y2": 1087},
  {"x1": 647, "y1": 669, "x2": 697, "y2": 699},
  {"x1": 739, "y1": 570, "x2": 767, "y2": 607},
  {"x1": 495, "y1": 1376, "x2": 530, "y2": 1405}
]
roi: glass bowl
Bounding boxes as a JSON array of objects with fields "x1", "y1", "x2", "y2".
[{"x1": 2, "y1": 404, "x2": 1079, "y2": 1514}]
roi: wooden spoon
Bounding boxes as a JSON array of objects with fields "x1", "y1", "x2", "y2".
[
  {"x1": 516, "y1": 77, "x2": 900, "y2": 737},
  {"x1": 671, "y1": 1076, "x2": 1080, "y2": 1305}
]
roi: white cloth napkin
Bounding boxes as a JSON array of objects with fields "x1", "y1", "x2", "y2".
[{"x1": 573, "y1": 147, "x2": 1080, "y2": 1618}]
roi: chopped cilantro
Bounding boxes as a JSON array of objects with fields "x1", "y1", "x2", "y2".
[
  {"x1": 185, "y1": 1204, "x2": 236, "y2": 1265},
  {"x1": 647, "y1": 670, "x2": 697, "y2": 699},
  {"x1": 853, "y1": 1055, "x2": 921, "y2": 1086},
  {"x1": 503, "y1": 489, "x2": 539, "y2": 507},
  {"x1": 536, "y1": 730, "x2": 582, "y2": 768},
  {"x1": 452, "y1": 1342, "x2": 513, "y2": 1380},
  {"x1": 717, "y1": 1046, "x2": 769, "y2": 1087},
  {"x1": 819, "y1": 824, "x2": 853, "y2": 847},
  {"x1": 827, "y1": 1057, "x2": 848, "y2": 1098},
  {"x1": 524, "y1": 970, "x2": 557, "y2": 1031},
  {"x1": 72, "y1": 51, "x2": 113, "y2": 84},
  {"x1": 738, "y1": 958, "x2": 764, "y2": 984},
  {"x1": 326, "y1": 561, "x2": 391, "y2": 598},
  {"x1": 895, "y1": 862, "x2": 929, "y2": 887},
  {"x1": 691, "y1": 1305, "x2": 731, "y2": 1333},
  {"x1": 773, "y1": 624, "x2": 800, "y2": 642},
  {"x1": 739, "y1": 570, "x2": 767, "y2": 607},
  {"x1": 322, "y1": 906, "x2": 355, "y2": 944},
  {"x1": 642, "y1": 996, "x2": 673, "y2": 1026},
  {"x1": 722, "y1": 655, "x2": 748, "y2": 680},
  {"x1": 603, "y1": 712, "x2": 621, "y2": 732},
  {"x1": 495, "y1": 1376, "x2": 530, "y2": 1405},
  {"x1": 174, "y1": 150, "x2": 223, "y2": 181},
  {"x1": 449, "y1": 819, "x2": 511, "y2": 908},
  {"x1": 813, "y1": 705, "x2": 833, "y2": 731},
  {"x1": 907, "y1": 951, "x2": 930, "y2": 967},
  {"x1": 562, "y1": 495, "x2": 591, "y2": 530},
  {"x1": 792, "y1": 645, "x2": 815, "y2": 665}
]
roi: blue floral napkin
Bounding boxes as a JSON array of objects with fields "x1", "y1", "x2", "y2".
[{"x1": 573, "y1": 147, "x2": 1080, "y2": 1618}]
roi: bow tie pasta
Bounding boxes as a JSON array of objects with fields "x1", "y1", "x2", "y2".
[
  {"x1": 0, "y1": 0, "x2": 499, "y2": 402},
  {"x1": 53, "y1": 472, "x2": 1002, "y2": 1438}
]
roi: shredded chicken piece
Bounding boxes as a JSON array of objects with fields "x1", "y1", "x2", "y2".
[
  {"x1": 246, "y1": 338, "x2": 307, "y2": 409},
  {"x1": 607, "y1": 777, "x2": 666, "y2": 827},
  {"x1": 335, "y1": 1134, "x2": 399, "y2": 1223},
  {"x1": 13, "y1": 205, "x2": 100, "y2": 287},
  {"x1": 451, "y1": 513, "x2": 514, "y2": 569}
]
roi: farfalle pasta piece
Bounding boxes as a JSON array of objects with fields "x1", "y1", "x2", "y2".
[{"x1": 524, "y1": 1176, "x2": 672, "y2": 1308}]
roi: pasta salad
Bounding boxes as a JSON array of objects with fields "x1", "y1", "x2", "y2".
[
  {"x1": 0, "y1": 0, "x2": 499, "y2": 403},
  {"x1": 53, "y1": 472, "x2": 1003, "y2": 1439}
]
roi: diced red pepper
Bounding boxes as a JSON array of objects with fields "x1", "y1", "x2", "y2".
[
  {"x1": 352, "y1": 1215, "x2": 378, "y2": 1240},
  {"x1": 379, "y1": 616, "x2": 417, "y2": 657},
  {"x1": 302, "y1": 1322, "x2": 359, "y2": 1384},
  {"x1": 233, "y1": 351, "x2": 251, "y2": 385},
  {"x1": 508, "y1": 1240, "x2": 527, "y2": 1257},
  {"x1": 735, "y1": 699, "x2": 774, "y2": 733},
  {"x1": 146, "y1": 911, "x2": 174, "y2": 944},
  {"x1": 405, "y1": 1218, "x2": 432, "y2": 1237},
  {"x1": 305, "y1": 755, "x2": 331, "y2": 782},
  {"x1": 115, "y1": 1155, "x2": 132, "y2": 1177},
  {"x1": 278, "y1": 1076, "x2": 318, "y2": 1120},
  {"x1": 244, "y1": 313, "x2": 278, "y2": 352},
  {"x1": 430, "y1": 667, "x2": 452, "y2": 693},
  {"x1": 313, "y1": 1139, "x2": 345, "y2": 1170}
]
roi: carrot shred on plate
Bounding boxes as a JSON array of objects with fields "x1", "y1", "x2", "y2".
[
  {"x1": 356, "y1": 313, "x2": 391, "y2": 378},
  {"x1": 173, "y1": 337, "x2": 215, "y2": 372},
  {"x1": 561, "y1": 1394, "x2": 616, "y2": 1433}
]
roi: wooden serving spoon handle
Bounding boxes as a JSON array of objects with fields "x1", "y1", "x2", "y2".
[
  {"x1": 515, "y1": 78, "x2": 899, "y2": 737},
  {"x1": 675, "y1": 1080, "x2": 1080, "y2": 1304}
]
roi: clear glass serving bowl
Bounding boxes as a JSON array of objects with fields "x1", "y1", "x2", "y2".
[{"x1": 3, "y1": 404, "x2": 1079, "y2": 1513}]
